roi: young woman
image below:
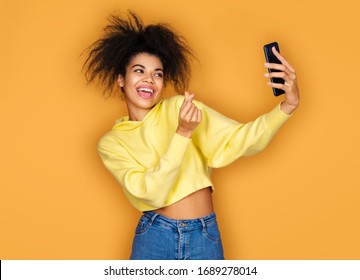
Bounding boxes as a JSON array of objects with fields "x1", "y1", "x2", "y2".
[{"x1": 83, "y1": 11, "x2": 299, "y2": 260}]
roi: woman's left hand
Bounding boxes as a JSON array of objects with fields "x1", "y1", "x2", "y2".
[{"x1": 265, "y1": 46, "x2": 300, "y2": 115}]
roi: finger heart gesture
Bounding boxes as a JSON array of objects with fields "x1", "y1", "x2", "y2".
[{"x1": 176, "y1": 91, "x2": 202, "y2": 138}]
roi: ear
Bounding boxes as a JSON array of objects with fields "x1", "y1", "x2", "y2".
[{"x1": 117, "y1": 74, "x2": 124, "y2": 87}]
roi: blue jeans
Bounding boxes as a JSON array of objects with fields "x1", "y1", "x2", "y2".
[{"x1": 130, "y1": 211, "x2": 224, "y2": 260}]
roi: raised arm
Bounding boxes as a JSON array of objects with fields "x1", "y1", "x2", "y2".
[
  {"x1": 97, "y1": 94, "x2": 202, "y2": 209},
  {"x1": 191, "y1": 100, "x2": 291, "y2": 168}
]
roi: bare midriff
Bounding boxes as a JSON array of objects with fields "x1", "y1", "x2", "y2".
[{"x1": 153, "y1": 187, "x2": 214, "y2": 220}]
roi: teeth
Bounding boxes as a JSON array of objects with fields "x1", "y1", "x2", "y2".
[{"x1": 138, "y1": 87, "x2": 153, "y2": 93}]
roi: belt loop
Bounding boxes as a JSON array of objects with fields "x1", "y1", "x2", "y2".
[
  {"x1": 199, "y1": 217, "x2": 206, "y2": 231},
  {"x1": 150, "y1": 212, "x2": 159, "y2": 226}
]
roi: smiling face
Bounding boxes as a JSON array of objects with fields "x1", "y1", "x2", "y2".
[{"x1": 118, "y1": 53, "x2": 164, "y2": 121}]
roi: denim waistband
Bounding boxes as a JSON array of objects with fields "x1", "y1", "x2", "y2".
[{"x1": 142, "y1": 211, "x2": 217, "y2": 231}]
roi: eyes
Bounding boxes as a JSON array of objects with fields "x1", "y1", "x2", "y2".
[{"x1": 134, "y1": 68, "x2": 163, "y2": 78}]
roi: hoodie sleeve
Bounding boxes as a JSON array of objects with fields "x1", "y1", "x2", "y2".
[
  {"x1": 192, "y1": 101, "x2": 291, "y2": 168},
  {"x1": 97, "y1": 132, "x2": 191, "y2": 209}
]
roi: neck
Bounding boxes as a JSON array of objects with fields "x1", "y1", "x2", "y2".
[{"x1": 127, "y1": 106, "x2": 151, "y2": 122}]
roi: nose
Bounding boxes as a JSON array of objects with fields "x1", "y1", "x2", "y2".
[{"x1": 142, "y1": 74, "x2": 154, "y2": 84}]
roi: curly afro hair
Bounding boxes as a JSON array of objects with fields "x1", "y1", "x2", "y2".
[{"x1": 82, "y1": 11, "x2": 194, "y2": 97}]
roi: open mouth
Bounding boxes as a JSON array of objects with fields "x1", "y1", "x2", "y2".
[{"x1": 136, "y1": 87, "x2": 154, "y2": 99}]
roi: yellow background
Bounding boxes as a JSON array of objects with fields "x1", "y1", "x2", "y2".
[{"x1": 1, "y1": 0, "x2": 359, "y2": 259}]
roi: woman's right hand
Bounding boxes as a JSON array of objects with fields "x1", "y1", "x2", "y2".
[{"x1": 176, "y1": 91, "x2": 202, "y2": 138}]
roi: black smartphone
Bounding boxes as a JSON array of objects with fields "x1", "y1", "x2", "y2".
[{"x1": 263, "y1": 42, "x2": 285, "y2": 96}]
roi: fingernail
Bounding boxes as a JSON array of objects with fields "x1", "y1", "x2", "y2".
[
  {"x1": 264, "y1": 63, "x2": 269, "y2": 67},
  {"x1": 264, "y1": 73, "x2": 269, "y2": 77}
]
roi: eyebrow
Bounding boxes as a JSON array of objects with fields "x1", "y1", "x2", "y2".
[{"x1": 131, "y1": 64, "x2": 164, "y2": 72}]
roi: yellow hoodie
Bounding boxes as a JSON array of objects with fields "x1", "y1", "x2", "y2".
[{"x1": 98, "y1": 95, "x2": 290, "y2": 211}]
